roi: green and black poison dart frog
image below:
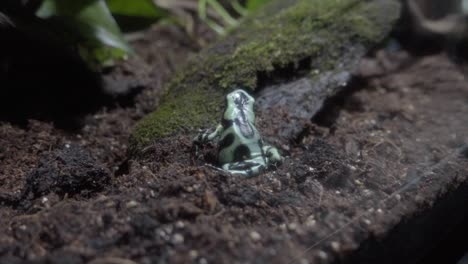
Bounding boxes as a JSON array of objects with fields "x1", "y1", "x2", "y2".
[{"x1": 194, "y1": 89, "x2": 282, "y2": 177}]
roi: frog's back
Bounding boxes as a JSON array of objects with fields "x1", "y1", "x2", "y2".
[{"x1": 218, "y1": 123, "x2": 262, "y2": 164}]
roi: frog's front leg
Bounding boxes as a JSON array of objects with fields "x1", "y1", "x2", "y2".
[
  {"x1": 193, "y1": 124, "x2": 224, "y2": 157},
  {"x1": 222, "y1": 159, "x2": 266, "y2": 177},
  {"x1": 194, "y1": 124, "x2": 223, "y2": 144},
  {"x1": 262, "y1": 145, "x2": 282, "y2": 165}
]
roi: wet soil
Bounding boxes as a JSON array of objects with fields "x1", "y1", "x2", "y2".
[{"x1": 1, "y1": 24, "x2": 468, "y2": 264}]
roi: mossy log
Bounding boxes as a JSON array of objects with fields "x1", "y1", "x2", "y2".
[{"x1": 130, "y1": 0, "x2": 401, "y2": 152}]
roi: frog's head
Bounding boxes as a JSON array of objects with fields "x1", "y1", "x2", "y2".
[{"x1": 224, "y1": 89, "x2": 255, "y2": 122}]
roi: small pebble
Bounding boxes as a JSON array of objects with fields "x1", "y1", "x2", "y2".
[
  {"x1": 126, "y1": 200, "x2": 138, "y2": 208},
  {"x1": 331, "y1": 241, "x2": 340, "y2": 252},
  {"x1": 250, "y1": 231, "x2": 261, "y2": 241},
  {"x1": 189, "y1": 250, "x2": 199, "y2": 259},
  {"x1": 288, "y1": 223, "x2": 298, "y2": 231},
  {"x1": 175, "y1": 221, "x2": 185, "y2": 229},
  {"x1": 317, "y1": 251, "x2": 328, "y2": 260},
  {"x1": 305, "y1": 216, "x2": 316, "y2": 228},
  {"x1": 279, "y1": 223, "x2": 287, "y2": 231},
  {"x1": 172, "y1": 234, "x2": 184, "y2": 244}
]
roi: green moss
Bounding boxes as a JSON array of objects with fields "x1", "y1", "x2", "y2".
[
  {"x1": 131, "y1": 88, "x2": 223, "y2": 147},
  {"x1": 130, "y1": 0, "x2": 400, "y2": 151}
]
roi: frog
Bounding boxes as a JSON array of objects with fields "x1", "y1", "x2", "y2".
[{"x1": 194, "y1": 89, "x2": 282, "y2": 177}]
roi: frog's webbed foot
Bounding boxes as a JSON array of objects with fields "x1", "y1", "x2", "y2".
[
  {"x1": 222, "y1": 161, "x2": 266, "y2": 177},
  {"x1": 262, "y1": 145, "x2": 282, "y2": 165}
]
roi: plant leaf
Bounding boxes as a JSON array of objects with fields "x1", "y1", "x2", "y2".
[
  {"x1": 37, "y1": 0, "x2": 131, "y2": 53},
  {"x1": 106, "y1": 0, "x2": 166, "y2": 19},
  {"x1": 246, "y1": 0, "x2": 273, "y2": 11}
]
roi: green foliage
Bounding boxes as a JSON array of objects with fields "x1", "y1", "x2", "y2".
[
  {"x1": 106, "y1": 0, "x2": 167, "y2": 32},
  {"x1": 246, "y1": 0, "x2": 273, "y2": 11},
  {"x1": 198, "y1": 0, "x2": 273, "y2": 35},
  {"x1": 198, "y1": 0, "x2": 241, "y2": 35},
  {"x1": 34, "y1": 0, "x2": 275, "y2": 67},
  {"x1": 106, "y1": 0, "x2": 165, "y2": 19},
  {"x1": 37, "y1": 0, "x2": 131, "y2": 68},
  {"x1": 36, "y1": 0, "x2": 166, "y2": 68},
  {"x1": 37, "y1": 0, "x2": 130, "y2": 51}
]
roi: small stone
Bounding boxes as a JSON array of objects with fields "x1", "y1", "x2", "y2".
[
  {"x1": 288, "y1": 223, "x2": 298, "y2": 231},
  {"x1": 175, "y1": 221, "x2": 185, "y2": 229},
  {"x1": 204, "y1": 190, "x2": 218, "y2": 212},
  {"x1": 158, "y1": 230, "x2": 166, "y2": 238},
  {"x1": 164, "y1": 225, "x2": 173, "y2": 234},
  {"x1": 189, "y1": 250, "x2": 199, "y2": 259},
  {"x1": 331, "y1": 241, "x2": 340, "y2": 252},
  {"x1": 172, "y1": 233, "x2": 184, "y2": 244},
  {"x1": 317, "y1": 250, "x2": 328, "y2": 260},
  {"x1": 126, "y1": 200, "x2": 138, "y2": 208},
  {"x1": 306, "y1": 216, "x2": 316, "y2": 228},
  {"x1": 279, "y1": 223, "x2": 287, "y2": 231},
  {"x1": 250, "y1": 231, "x2": 261, "y2": 241}
]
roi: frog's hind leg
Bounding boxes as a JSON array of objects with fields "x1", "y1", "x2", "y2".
[
  {"x1": 262, "y1": 145, "x2": 282, "y2": 164},
  {"x1": 222, "y1": 161, "x2": 266, "y2": 177}
]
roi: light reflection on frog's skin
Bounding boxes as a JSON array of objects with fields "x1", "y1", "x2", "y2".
[{"x1": 194, "y1": 89, "x2": 282, "y2": 177}]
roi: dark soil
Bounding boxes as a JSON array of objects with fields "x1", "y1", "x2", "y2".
[{"x1": 1, "y1": 23, "x2": 468, "y2": 264}]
